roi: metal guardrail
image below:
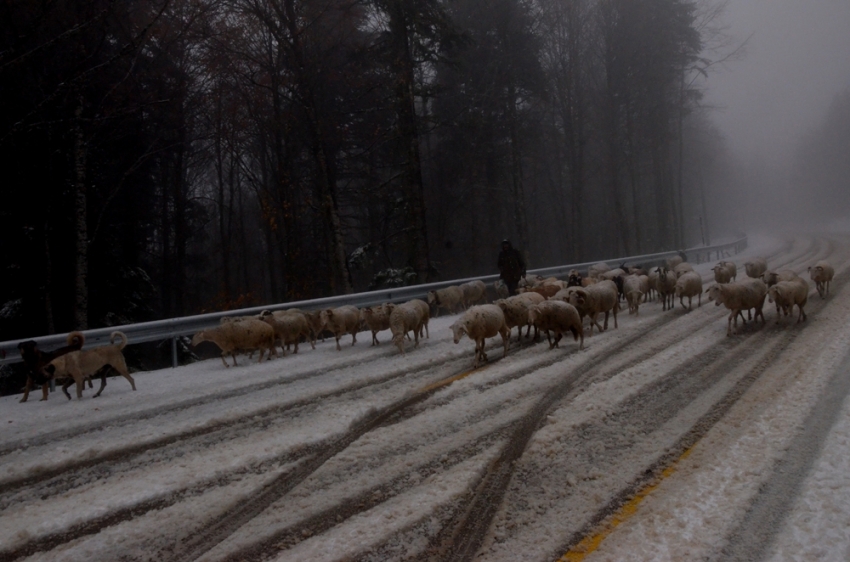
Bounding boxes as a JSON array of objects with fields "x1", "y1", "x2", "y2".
[{"x1": 0, "y1": 236, "x2": 747, "y2": 367}]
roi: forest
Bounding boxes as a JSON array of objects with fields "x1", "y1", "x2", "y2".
[{"x1": 1, "y1": 0, "x2": 740, "y2": 340}]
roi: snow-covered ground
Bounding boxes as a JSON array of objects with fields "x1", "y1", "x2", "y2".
[{"x1": 2, "y1": 232, "x2": 850, "y2": 562}]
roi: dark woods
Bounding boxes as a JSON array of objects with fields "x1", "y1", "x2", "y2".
[{"x1": 1, "y1": 0, "x2": 730, "y2": 340}]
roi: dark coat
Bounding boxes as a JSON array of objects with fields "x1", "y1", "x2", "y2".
[{"x1": 498, "y1": 245, "x2": 525, "y2": 282}]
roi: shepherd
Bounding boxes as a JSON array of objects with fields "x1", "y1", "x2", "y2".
[{"x1": 497, "y1": 239, "x2": 526, "y2": 297}]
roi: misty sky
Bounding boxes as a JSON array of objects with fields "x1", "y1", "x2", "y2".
[{"x1": 704, "y1": 0, "x2": 850, "y2": 163}]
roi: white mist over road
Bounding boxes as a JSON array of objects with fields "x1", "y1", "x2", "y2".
[{"x1": 705, "y1": 0, "x2": 850, "y2": 162}]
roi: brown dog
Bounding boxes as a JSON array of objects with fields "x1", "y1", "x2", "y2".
[
  {"x1": 18, "y1": 332, "x2": 85, "y2": 402},
  {"x1": 46, "y1": 331, "x2": 136, "y2": 399}
]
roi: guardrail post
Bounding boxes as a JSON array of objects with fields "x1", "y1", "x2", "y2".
[{"x1": 171, "y1": 337, "x2": 178, "y2": 368}]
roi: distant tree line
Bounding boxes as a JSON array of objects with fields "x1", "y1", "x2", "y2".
[{"x1": 1, "y1": 0, "x2": 731, "y2": 339}]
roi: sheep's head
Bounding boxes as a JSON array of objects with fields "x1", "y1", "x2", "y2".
[
  {"x1": 450, "y1": 321, "x2": 467, "y2": 344},
  {"x1": 191, "y1": 331, "x2": 206, "y2": 346},
  {"x1": 705, "y1": 285, "x2": 723, "y2": 306},
  {"x1": 426, "y1": 291, "x2": 437, "y2": 305},
  {"x1": 528, "y1": 306, "x2": 541, "y2": 325},
  {"x1": 767, "y1": 286, "x2": 778, "y2": 303},
  {"x1": 568, "y1": 290, "x2": 587, "y2": 309},
  {"x1": 320, "y1": 309, "x2": 333, "y2": 324},
  {"x1": 628, "y1": 290, "x2": 643, "y2": 303},
  {"x1": 383, "y1": 303, "x2": 396, "y2": 314}
]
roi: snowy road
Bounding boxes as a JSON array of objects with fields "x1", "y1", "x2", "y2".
[{"x1": 3, "y1": 232, "x2": 850, "y2": 562}]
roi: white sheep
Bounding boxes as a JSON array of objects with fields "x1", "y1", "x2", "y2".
[
  {"x1": 808, "y1": 261, "x2": 835, "y2": 298},
  {"x1": 761, "y1": 270, "x2": 802, "y2": 317},
  {"x1": 712, "y1": 264, "x2": 733, "y2": 284},
  {"x1": 762, "y1": 269, "x2": 800, "y2": 287},
  {"x1": 518, "y1": 274, "x2": 544, "y2": 288},
  {"x1": 647, "y1": 269, "x2": 659, "y2": 302},
  {"x1": 654, "y1": 267, "x2": 677, "y2": 311},
  {"x1": 705, "y1": 279, "x2": 767, "y2": 336},
  {"x1": 718, "y1": 261, "x2": 737, "y2": 281},
  {"x1": 744, "y1": 257, "x2": 768, "y2": 279},
  {"x1": 495, "y1": 295, "x2": 539, "y2": 345},
  {"x1": 320, "y1": 305, "x2": 361, "y2": 350},
  {"x1": 191, "y1": 318, "x2": 277, "y2": 367},
  {"x1": 362, "y1": 305, "x2": 393, "y2": 346},
  {"x1": 588, "y1": 262, "x2": 611, "y2": 279},
  {"x1": 427, "y1": 286, "x2": 465, "y2": 316},
  {"x1": 407, "y1": 298, "x2": 431, "y2": 338},
  {"x1": 768, "y1": 279, "x2": 809, "y2": 324},
  {"x1": 450, "y1": 304, "x2": 510, "y2": 367},
  {"x1": 528, "y1": 300, "x2": 584, "y2": 350},
  {"x1": 567, "y1": 279, "x2": 619, "y2": 334},
  {"x1": 459, "y1": 280, "x2": 487, "y2": 308},
  {"x1": 514, "y1": 291, "x2": 545, "y2": 338},
  {"x1": 673, "y1": 262, "x2": 694, "y2": 278},
  {"x1": 260, "y1": 310, "x2": 313, "y2": 355},
  {"x1": 600, "y1": 268, "x2": 626, "y2": 281},
  {"x1": 390, "y1": 302, "x2": 422, "y2": 354},
  {"x1": 674, "y1": 271, "x2": 703, "y2": 310},
  {"x1": 623, "y1": 275, "x2": 646, "y2": 315},
  {"x1": 666, "y1": 255, "x2": 684, "y2": 269},
  {"x1": 521, "y1": 282, "x2": 563, "y2": 299},
  {"x1": 493, "y1": 280, "x2": 510, "y2": 300}
]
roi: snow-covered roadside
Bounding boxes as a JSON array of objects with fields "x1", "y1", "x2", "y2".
[
  {"x1": 764, "y1": 353, "x2": 850, "y2": 561},
  {"x1": 581, "y1": 255, "x2": 850, "y2": 561}
]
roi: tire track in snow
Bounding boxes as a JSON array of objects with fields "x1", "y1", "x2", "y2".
[
  {"x1": 0, "y1": 341, "x2": 478, "y2": 495},
  {"x1": 545, "y1": 236, "x2": 850, "y2": 561},
  {"x1": 0, "y1": 235, "x2": 822, "y2": 562},
  {"x1": 431, "y1": 236, "x2": 836, "y2": 561}
]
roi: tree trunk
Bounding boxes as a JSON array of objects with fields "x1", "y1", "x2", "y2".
[
  {"x1": 507, "y1": 80, "x2": 530, "y2": 268},
  {"x1": 73, "y1": 96, "x2": 89, "y2": 330},
  {"x1": 43, "y1": 222, "x2": 55, "y2": 334},
  {"x1": 388, "y1": 0, "x2": 431, "y2": 281},
  {"x1": 279, "y1": 0, "x2": 352, "y2": 295}
]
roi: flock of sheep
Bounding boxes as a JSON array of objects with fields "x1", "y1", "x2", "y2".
[{"x1": 190, "y1": 257, "x2": 836, "y2": 369}]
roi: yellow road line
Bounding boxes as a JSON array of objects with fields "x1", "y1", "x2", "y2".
[
  {"x1": 418, "y1": 367, "x2": 480, "y2": 393},
  {"x1": 559, "y1": 447, "x2": 694, "y2": 562}
]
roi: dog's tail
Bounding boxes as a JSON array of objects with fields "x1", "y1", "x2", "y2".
[
  {"x1": 110, "y1": 331, "x2": 128, "y2": 350},
  {"x1": 67, "y1": 331, "x2": 85, "y2": 349}
]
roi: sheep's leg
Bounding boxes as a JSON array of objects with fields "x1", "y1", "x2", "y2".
[
  {"x1": 351, "y1": 331, "x2": 357, "y2": 346},
  {"x1": 592, "y1": 313, "x2": 604, "y2": 334},
  {"x1": 501, "y1": 329, "x2": 509, "y2": 357},
  {"x1": 335, "y1": 335, "x2": 342, "y2": 351},
  {"x1": 414, "y1": 326, "x2": 420, "y2": 348},
  {"x1": 602, "y1": 311, "x2": 609, "y2": 331},
  {"x1": 727, "y1": 311, "x2": 735, "y2": 337},
  {"x1": 612, "y1": 307, "x2": 618, "y2": 328},
  {"x1": 220, "y1": 354, "x2": 230, "y2": 368}
]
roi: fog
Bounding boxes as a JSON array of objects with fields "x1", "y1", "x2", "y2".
[{"x1": 704, "y1": 0, "x2": 850, "y2": 228}]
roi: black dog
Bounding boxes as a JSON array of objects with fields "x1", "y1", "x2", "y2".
[{"x1": 17, "y1": 332, "x2": 85, "y2": 402}]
